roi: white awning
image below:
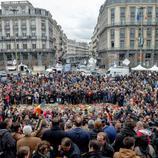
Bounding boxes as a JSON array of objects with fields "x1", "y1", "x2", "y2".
[{"x1": 131, "y1": 65, "x2": 147, "y2": 71}]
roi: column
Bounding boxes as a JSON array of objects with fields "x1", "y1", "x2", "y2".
[
  {"x1": 37, "y1": 52, "x2": 42, "y2": 66},
  {"x1": 28, "y1": 52, "x2": 32, "y2": 67},
  {"x1": 10, "y1": 20, "x2": 13, "y2": 36},
  {"x1": 115, "y1": 28, "x2": 120, "y2": 49},
  {"x1": 20, "y1": 52, "x2": 23, "y2": 62},
  {"x1": 151, "y1": 51, "x2": 154, "y2": 66},
  {"x1": 3, "y1": 53, "x2": 7, "y2": 65},
  {"x1": 115, "y1": 7, "x2": 120, "y2": 24}
]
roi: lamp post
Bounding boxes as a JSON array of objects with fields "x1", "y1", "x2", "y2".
[
  {"x1": 10, "y1": 8, "x2": 18, "y2": 70},
  {"x1": 138, "y1": 7, "x2": 144, "y2": 65}
]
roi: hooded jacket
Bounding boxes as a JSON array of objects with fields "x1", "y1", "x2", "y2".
[
  {"x1": 0, "y1": 129, "x2": 16, "y2": 158},
  {"x1": 113, "y1": 127, "x2": 136, "y2": 151}
]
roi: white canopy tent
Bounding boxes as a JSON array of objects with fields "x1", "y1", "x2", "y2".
[
  {"x1": 148, "y1": 65, "x2": 158, "y2": 71},
  {"x1": 131, "y1": 65, "x2": 147, "y2": 71}
]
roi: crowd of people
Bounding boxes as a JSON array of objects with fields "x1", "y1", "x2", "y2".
[
  {"x1": 0, "y1": 71, "x2": 158, "y2": 158},
  {"x1": 1, "y1": 71, "x2": 158, "y2": 107}
]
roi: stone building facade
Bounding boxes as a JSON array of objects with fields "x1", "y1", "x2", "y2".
[
  {"x1": 0, "y1": 1, "x2": 66, "y2": 69},
  {"x1": 94, "y1": 0, "x2": 158, "y2": 68}
]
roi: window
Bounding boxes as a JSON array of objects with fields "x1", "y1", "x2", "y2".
[
  {"x1": 145, "y1": 53, "x2": 151, "y2": 58},
  {"x1": 32, "y1": 44, "x2": 36, "y2": 49},
  {"x1": 156, "y1": 7, "x2": 158, "y2": 23},
  {"x1": 22, "y1": 32, "x2": 27, "y2": 37},
  {"x1": 130, "y1": 7, "x2": 136, "y2": 23},
  {"x1": 120, "y1": 7, "x2": 125, "y2": 17},
  {"x1": 156, "y1": 40, "x2": 158, "y2": 48},
  {"x1": 16, "y1": 44, "x2": 19, "y2": 49},
  {"x1": 147, "y1": 7, "x2": 152, "y2": 17},
  {"x1": 31, "y1": 31, "x2": 36, "y2": 36},
  {"x1": 42, "y1": 43, "x2": 46, "y2": 49},
  {"x1": 42, "y1": 32, "x2": 46, "y2": 37},
  {"x1": 31, "y1": 19, "x2": 36, "y2": 25},
  {"x1": 111, "y1": 41, "x2": 114, "y2": 48},
  {"x1": 6, "y1": 43, "x2": 11, "y2": 50},
  {"x1": 120, "y1": 28, "x2": 125, "y2": 38},
  {"x1": 21, "y1": 7, "x2": 26, "y2": 14},
  {"x1": 111, "y1": 8, "x2": 115, "y2": 25},
  {"x1": 120, "y1": 7, "x2": 126, "y2": 24},
  {"x1": 6, "y1": 32, "x2": 10, "y2": 37},
  {"x1": 146, "y1": 27, "x2": 152, "y2": 38},
  {"x1": 23, "y1": 44, "x2": 27, "y2": 49},
  {"x1": 110, "y1": 29, "x2": 115, "y2": 40},
  {"x1": 5, "y1": 21, "x2": 10, "y2": 29},
  {"x1": 138, "y1": 27, "x2": 144, "y2": 38},
  {"x1": 119, "y1": 54, "x2": 125, "y2": 60},
  {"x1": 147, "y1": 40, "x2": 151, "y2": 48},
  {"x1": 147, "y1": 7, "x2": 152, "y2": 24},
  {"x1": 156, "y1": 27, "x2": 158, "y2": 38},
  {"x1": 139, "y1": 8, "x2": 144, "y2": 22},
  {"x1": 130, "y1": 40, "x2": 135, "y2": 48},
  {"x1": 21, "y1": 20, "x2": 26, "y2": 28},
  {"x1": 31, "y1": 19, "x2": 36, "y2": 30},
  {"x1": 15, "y1": 32, "x2": 18, "y2": 37},
  {"x1": 120, "y1": 40, "x2": 125, "y2": 48},
  {"x1": 130, "y1": 28, "x2": 135, "y2": 38}
]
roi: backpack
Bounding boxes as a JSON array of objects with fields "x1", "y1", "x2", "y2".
[{"x1": 0, "y1": 129, "x2": 8, "y2": 156}]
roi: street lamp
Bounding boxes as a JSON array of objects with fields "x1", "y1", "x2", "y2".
[
  {"x1": 10, "y1": 8, "x2": 18, "y2": 70},
  {"x1": 138, "y1": 7, "x2": 145, "y2": 65}
]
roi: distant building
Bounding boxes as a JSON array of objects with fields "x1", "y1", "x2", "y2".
[
  {"x1": 0, "y1": 1, "x2": 66, "y2": 69},
  {"x1": 63, "y1": 39, "x2": 90, "y2": 65},
  {"x1": 92, "y1": 0, "x2": 158, "y2": 68},
  {"x1": 52, "y1": 21, "x2": 67, "y2": 63}
]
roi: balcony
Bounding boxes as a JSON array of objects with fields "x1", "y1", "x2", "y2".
[
  {"x1": 41, "y1": 36, "x2": 47, "y2": 40},
  {"x1": 31, "y1": 36, "x2": 37, "y2": 40},
  {"x1": 5, "y1": 25, "x2": 10, "y2": 30},
  {"x1": 21, "y1": 25, "x2": 27, "y2": 30},
  {"x1": 100, "y1": 21, "x2": 158, "y2": 35},
  {"x1": 30, "y1": 25, "x2": 36, "y2": 30},
  {"x1": 41, "y1": 26, "x2": 46, "y2": 30},
  {"x1": 13, "y1": 25, "x2": 18, "y2": 30}
]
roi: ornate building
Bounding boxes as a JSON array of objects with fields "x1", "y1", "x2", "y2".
[
  {"x1": 93, "y1": 0, "x2": 158, "y2": 68},
  {"x1": 0, "y1": 1, "x2": 66, "y2": 69}
]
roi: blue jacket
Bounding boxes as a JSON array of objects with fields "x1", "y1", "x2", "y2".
[
  {"x1": 66, "y1": 127, "x2": 90, "y2": 153},
  {"x1": 103, "y1": 126, "x2": 116, "y2": 144}
]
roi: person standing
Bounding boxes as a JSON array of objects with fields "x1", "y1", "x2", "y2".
[{"x1": 0, "y1": 120, "x2": 16, "y2": 158}]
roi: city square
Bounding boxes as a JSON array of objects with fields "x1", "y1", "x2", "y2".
[{"x1": 0, "y1": 0, "x2": 158, "y2": 158}]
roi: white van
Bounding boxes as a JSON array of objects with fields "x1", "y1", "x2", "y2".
[{"x1": 106, "y1": 66, "x2": 130, "y2": 77}]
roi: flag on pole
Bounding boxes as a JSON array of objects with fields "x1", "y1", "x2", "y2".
[{"x1": 135, "y1": 8, "x2": 140, "y2": 23}]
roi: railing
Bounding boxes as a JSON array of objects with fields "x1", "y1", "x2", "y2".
[
  {"x1": 99, "y1": 21, "x2": 158, "y2": 35},
  {"x1": 0, "y1": 48, "x2": 55, "y2": 53},
  {"x1": 105, "y1": 0, "x2": 158, "y2": 6},
  {"x1": 99, "y1": 46, "x2": 156, "y2": 52}
]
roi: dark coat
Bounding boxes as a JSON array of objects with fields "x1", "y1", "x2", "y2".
[
  {"x1": 66, "y1": 127, "x2": 90, "y2": 153},
  {"x1": 82, "y1": 151, "x2": 108, "y2": 158},
  {"x1": 112, "y1": 127, "x2": 136, "y2": 152},
  {"x1": 42, "y1": 125, "x2": 67, "y2": 156},
  {"x1": 0, "y1": 129, "x2": 16, "y2": 158},
  {"x1": 90, "y1": 128, "x2": 103, "y2": 140},
  {"x1": 101, "y1": 143, "x2": 114, "y2": 158},
  {"x1": 60, "y1": 143, "x2": 81, "y2": 158}
]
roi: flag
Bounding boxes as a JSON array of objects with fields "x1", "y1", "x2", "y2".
[{"x1": 135, "y1": 8, "x2": 140, "y2": 23}]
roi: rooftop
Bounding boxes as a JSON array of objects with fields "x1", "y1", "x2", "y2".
[
  {"x1": 1, "y1": 1, "x2": 32, "y2": 6},
  {"x1": 105, "y1": 0, "x2": 158, "y2": 5}
]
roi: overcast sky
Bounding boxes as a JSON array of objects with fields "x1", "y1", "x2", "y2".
[{"x1": 6, "y1": 0, "x2": 105, "y2": 42}]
